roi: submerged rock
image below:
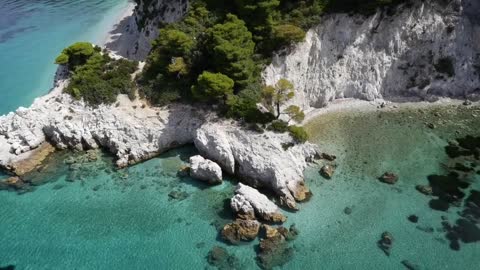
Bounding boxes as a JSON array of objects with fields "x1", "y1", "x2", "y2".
[
  {"x1": 320, "y1": 164, "x2": 335, "y2": 179},
  {"x1": 207, "y1": 246, "x2": 241, "y2": 270},
  {"x1": 415, "y1": 185, "x2": 433, "y2": 196},
  {"x1": 320, "y1": 153, "x2": 336, "y2": 161},
  {"x1": 168, "y1": 190, "x2": 189, "y2": 201},
  {"x1": 176, "y1": 166, "x2": 190, "y2": 177},
  {"x1": 221, "y1": 219, "x2": 261, "y2": 244},
  {"x1": 408, "y1": 215, "x2": 419, "y2": 223},
  {"x1": 0, "y1": 176, "x2": 31, "y2": 193},
  {"x1": 416, "y1": 226, "x2": 434, "y2": 233},
  {"x1": 256, "y1": 225, "x2": 295, "y2": 270},
  {"x1": 232, "y1": 183, "x2": 286, "y2": 223},
  {"x1": 379, "y1": 172, "x2": 398, "y2": 185},
  {"x1": 344, "y1": 207, "x2": 353, "y2": 215},
  {"x1": 401, "y1": 260, "x2": 421, "y2": 270},
  {"x1": 377, "y1": 231, "x2": 394, "y2": 256},
  {"x1": 189, "y1": 155, "x2": 222, "y2": 185}
]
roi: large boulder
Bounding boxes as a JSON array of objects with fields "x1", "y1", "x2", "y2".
[
  {"x1": 221, "y1": 219, "x2": 261, "y2": 244},
  {"x1": 231, "y1": 194, "x2": 255, "y2": 220},
  {"x1": 233, "y1": 183, "x2": 286, "y2": 223},
  {"x1": 189, "y1": 155, "x2": 222, "y2": 185}
]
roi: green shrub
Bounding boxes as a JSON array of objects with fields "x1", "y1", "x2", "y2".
[
  {"x1": 226, "y1": 86, "x2": 275, "y2": 124},
  {"x1": 57, "y1": 44, "x2": 138, "y2": 106},
  {"x1": 272, "y1": 24, "x2": 306, "y2": 48},
  {"x1": 288, "y1": 125, "x2": 309, "y2": 143},
  {"x1": 55, "y1": 42, "x2": 96, "y2": 68},
  {"x1": 192, "y1": 71, "x2": 234, "y2": 102},
  {"x1": 268, "y1": 120, "x2": 289, "y2": 133}
]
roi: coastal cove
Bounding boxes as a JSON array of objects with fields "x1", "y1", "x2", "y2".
[
  {"x1": 0, "y1": 0, "x2": 479, "y2": 269},
  {"x1": 0, "y1": 101, "x2": 479, "y2": 269}
]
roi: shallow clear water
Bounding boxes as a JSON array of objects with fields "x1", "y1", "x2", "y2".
[
  {"x1": 0, "y1": 0, "x2": 130, "y2": 114},
  {"x1": 1, "y1": 104, "x2": 479, "y2": 269}
]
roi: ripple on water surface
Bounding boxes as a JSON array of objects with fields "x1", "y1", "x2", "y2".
[{"x1": 0, "y1": 104, "x2": 479, "y2": 269}]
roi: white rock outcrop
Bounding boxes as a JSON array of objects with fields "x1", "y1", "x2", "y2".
[
  {"x1": 232, "y1": 183, "x2": 286, "y2": 223},
  {"x1": 0, "y1": 76, "x2": 316, "y2": 210},
  {"x1": 105, "y1": 0, "x2": 188, "y2": 60},
  {"x1": 189, "y1": 155, "x2": 222, "y2": 184},
  {"x1": 231, "y1": 194, "x2": 255, "y2": 220},
  {"x1": 264, "y1": 0, "x2": 480, "y2": 110},
  {"x1": 195, "y1": 122, "x2": 316, "y2": 209}
]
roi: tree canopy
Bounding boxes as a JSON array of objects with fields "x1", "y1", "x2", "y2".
[
  {"x1": 192, "y1": 71, "x2": 234, "y2": 102},
  {"x1": 55, "y1": 42, "x2": 97, "y2": 68}
]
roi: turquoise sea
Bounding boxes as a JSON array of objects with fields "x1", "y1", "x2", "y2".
[
  {"x1": 0, "y1": 0, "x2": 131, "y2": 114},
  {"x1": 0, "y1": 104, "x2": 479, "y2": 269}
]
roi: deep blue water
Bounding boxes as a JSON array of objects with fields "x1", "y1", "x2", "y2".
[{"x1": 0, "y1": 0, "x2": 130, "y2": 114}]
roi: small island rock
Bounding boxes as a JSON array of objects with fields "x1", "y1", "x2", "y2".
[
  {"x1": 189, "y1": 155, "x2": 222, "y2": 185},
  {"x1": 379, "y1": 172, "x2": 398, "y2": 185},
  {"x1": 320, "y1": 164, "x2": 335, "y2": 179}
]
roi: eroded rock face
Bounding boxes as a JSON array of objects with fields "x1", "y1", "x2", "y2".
[
  {"x1": 233, "y1": 183, "x2": 286, "y2": 223},
  {"x1": 0, "y1": 76, "x2": 316, "y2": 209},
  {"x1": 231, "y1": 194, "x2": 256, "y2": 220},
  {"x1": 189, "y1": 155, "x2": 222, "y2": 185},
  {"x1": 195, "y1": 123, "x2": 318, "y2": 209},
  {"x1": 264, "y1": 0, "x2": 480, "y2": 110},
  {"x1": 106, "y1": 0, "x2": 189, "y2": 60}
]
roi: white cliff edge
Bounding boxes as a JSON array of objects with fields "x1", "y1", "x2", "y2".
[{"x1": 264, "y1": 0, "x2": 480, "y2": 111}]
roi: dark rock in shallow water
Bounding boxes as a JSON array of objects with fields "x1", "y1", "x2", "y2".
[
  {"x1": 0, "y1": 265, "x2": 15, "y2": 270},
  {"x1": 379, "y1": 172, "x2": 398, "y2": 185},
  {"x1": 416, "y1": 225, "x2": 434, "y2": 233},
  {"x1": 221, "y1": 219, "x2": 260, "y2": 244},
  {"x1": 377, "y1": 231, "x2": 394, "y2": 256},
  {"x1": 415, "y1": 185, "x2": 433, "y2": 196},
  {"x1": 256, "y1": 225, "x2": 296, "y2": 269},
  {"x1": 320, "y1": 153, "x2": 336, "y2": 161},
  {"x1": 0, "y1": 176, "x2": 31, "y2": 193},
  {"x1": 429, "y1": 199, "x2": 450, "y2": 211},
  {"x1": 344, "y1": 207, "x2": 353, "y2": 215},
  {"x1": 401, "y1": 260, "x2": 420, "y2": 270},
  {"x1": 207, "y1": 246, "x2": 241, "y2": 270},
  {"x1": 320, "y1": 164, "x2": 335, "y2": 179},
  {"x1": 408, "y1": 215, "x2": 419, "y2": 223},
  {"x1": 427, "y1": 172, "x2": 469, "y2": 207},
  {"x1": 168, "y1": 190, "x2": 189, "y2": 201}
]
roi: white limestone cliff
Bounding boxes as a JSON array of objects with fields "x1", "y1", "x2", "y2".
[
  {"x1": 0, "y1": 73, "x2": 317, "y2": 209},
  {"x1": 264, "y1": 0, "x2": 480, "y2": 111},
  {"x1": 106, "y1": 0, "x2": 188, "y2": 60}
]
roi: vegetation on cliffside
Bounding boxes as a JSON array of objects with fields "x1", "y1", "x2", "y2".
[
  {"x1": 55, "y1": 42, "x2": 138, "y2": 106},
  {"x1": 138, "y1": 0, "x2": 406, "y2": 113}
]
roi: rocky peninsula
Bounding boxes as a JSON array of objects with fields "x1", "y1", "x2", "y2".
[{"x1": 0, "y1": 0, "x2": 479, "y2": 268}]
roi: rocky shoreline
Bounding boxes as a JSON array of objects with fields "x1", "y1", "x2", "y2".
[{"x1": 0, "y1": 67, "x2": 320, "y2": 210}]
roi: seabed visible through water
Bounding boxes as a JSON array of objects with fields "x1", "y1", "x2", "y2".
[{"x1": 0, "y1": 103, "x2": 479, "y2": 269}]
